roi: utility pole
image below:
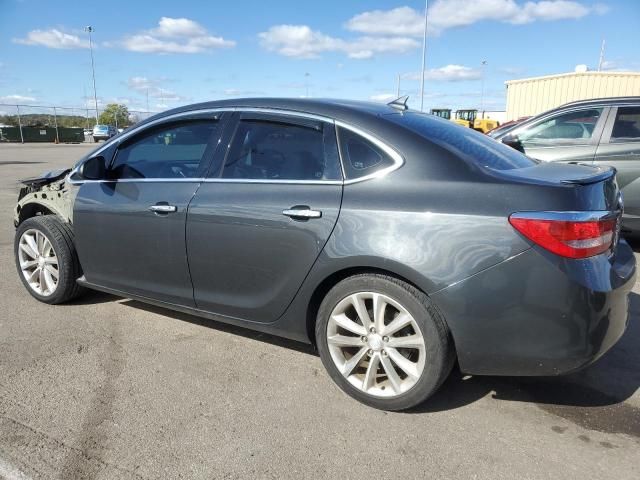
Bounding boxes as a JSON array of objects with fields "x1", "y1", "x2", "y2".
[
  {"x1": 598, "y1": 39, "x2": 606, "y2": 71},
  {"x1": 83, "y1": 84, "x2": 90, "y2": 130},
  {"x1": 84, "y1": 26, "x2": 99, "y2": 124},
  {"x1": 419, "y1": 0, "x2": 429, "y2": 111},
  {"x1": 480, "y1": 60, "x2": 488, "y2": 115}
]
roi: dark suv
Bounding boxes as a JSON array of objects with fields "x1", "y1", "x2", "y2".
[{"x1": 495, "y1": 97, "x2": 640, "y2": 234}]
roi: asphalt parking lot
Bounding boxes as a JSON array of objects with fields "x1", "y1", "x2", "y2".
[{"x1": 0, "y1": 143, "x2": 638, "y2": 480}]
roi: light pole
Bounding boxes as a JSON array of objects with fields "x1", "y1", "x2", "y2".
[
  {"x1": 419, "y1": 0, "x2": 429, "y2": 111},
  {"x1": 480, "y1": 60, "x2": 488, "y2": 114},
  {"x1": 598, "y1": 39, "x2": 606, "y2": 71},
  {"x1": 84, "y1": 26, "x2": 99, "y2": 124},
  {"x1": 304, "y1": 72, "x2": 310, "y2": 97}
]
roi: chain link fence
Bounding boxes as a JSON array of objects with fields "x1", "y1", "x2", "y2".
[{"x1": 0, "y1": 104, "x2": 154, "y2": 143}]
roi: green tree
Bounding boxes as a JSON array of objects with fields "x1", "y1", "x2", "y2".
[{"x1": 98, "y1": 103, "x2": 130, "y2": 127}]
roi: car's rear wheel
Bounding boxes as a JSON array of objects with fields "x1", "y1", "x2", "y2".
[
  {"x1": 15, "y1": 216, "x2": 85, "y2": 304},
  {"x1": 316, "y1": 274, "x2": 455, "y2": 410}
]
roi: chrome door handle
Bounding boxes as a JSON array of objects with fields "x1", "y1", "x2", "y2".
[
  {"x1": 149, "y1": 204, "x2": 177, "y2": 213},
  {"x1": 282, "y1": 208, "x2": 322, "y2": 219}
]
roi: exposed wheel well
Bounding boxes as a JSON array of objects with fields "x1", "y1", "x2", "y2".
[
  {"x1": 17, "y1": 203, "x2": 55, "y2": 225},
  {"x1": 305, "y1": 267, "x2": 426, "y2": 347}
]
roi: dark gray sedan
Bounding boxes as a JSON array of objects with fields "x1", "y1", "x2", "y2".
[{"x1": 13, "y1": 98, "x2": 636, "y2": 410}]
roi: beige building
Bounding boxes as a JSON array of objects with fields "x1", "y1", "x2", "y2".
[{"x1": 505, "y1": 70, "x2": 640, "y2": 121}]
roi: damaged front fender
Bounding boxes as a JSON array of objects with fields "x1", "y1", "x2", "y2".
[{"x1": 14, "y1": 169, "x2": 78, "y2": 226}]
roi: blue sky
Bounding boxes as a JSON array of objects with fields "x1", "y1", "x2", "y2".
[{"x1": 0, "y1": 0, "x2": 638, "y2": 114}]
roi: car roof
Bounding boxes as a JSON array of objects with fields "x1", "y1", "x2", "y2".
[
  {"x1": 143, "y1": 97, "x2": 404, "y2": 127},
  {"x1": 554, "y1": 96, "x2": 640, "y2": 110}
]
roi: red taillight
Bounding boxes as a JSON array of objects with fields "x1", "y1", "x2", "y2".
[{"x1": 509, "y1": 214, "x2": 617, "y2": 259}]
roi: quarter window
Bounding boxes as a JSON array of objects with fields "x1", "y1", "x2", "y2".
[
  {"x1": 222, "y1": 119, "x2": 341, "y2": 181},
  {"x1": 517, "y1": 108, "x2": 603, "y2": 144},
  {"x1": 111, "y1": 120, "x2": 219, "y2": 179},
  {"x1": 611, "y1": 106, "x2": 640, "y2": 141},
  {"x1": 338, "y1": 127, "x2": 396, "y2": 179}
]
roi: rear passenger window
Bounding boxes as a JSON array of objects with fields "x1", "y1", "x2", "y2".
[
  {"x1": 111, "y1": 120, "x2": 219, "y2": 179},
  {"x1": 222, "y1": 118, "x2": 341, "y2": 181},
  {"x1": 338, "y1": 127, "x2": 396, "y2": 179},
  {"x1": 611, "y1": 107, "x2": 640, "y2": 141}
]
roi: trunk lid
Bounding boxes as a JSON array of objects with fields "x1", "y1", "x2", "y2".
[{"x1": 495, "y1": 162, "x2": 621, "y2": 213}]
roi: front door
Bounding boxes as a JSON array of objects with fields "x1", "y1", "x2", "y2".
[
  {"x1": 187, "y1": 111, "x2": 343, "y2": 322},
  {"x1": 513, "y1": 107, "x2": 608, "y2": 163},
  {"x1": 74, "y1": 114, "x2": 226, "y2": 306}
]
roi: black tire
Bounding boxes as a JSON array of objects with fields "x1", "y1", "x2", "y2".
[
  {"x1": 14, "y1": 216, "x2": 85, "y2": 304},
  {"x1": 316, "y1": 274, "x2": 455, "y2": 411}
]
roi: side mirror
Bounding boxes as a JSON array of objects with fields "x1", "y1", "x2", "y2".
[
  {"x1": 79, "y1": 155, "x2": 107, "y2": 180},
  {"x1": 501, "y1": 134, "x2": 525, "y2": 153}
]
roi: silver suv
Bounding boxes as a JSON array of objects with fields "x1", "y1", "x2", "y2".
[
  {"x1": 496, "y1": 97, "x2": 640, "y2": 235},
  {"x1": 92, "y1": 124, "x2": 117, "y2": 143}
]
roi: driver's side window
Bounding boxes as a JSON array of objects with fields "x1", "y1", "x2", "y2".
[
  {"x1": 111, "y1": 120, "x2": 219, "y2": 179},
  {"x1": 517, "y1": 108, "x2": 602, "y2": 145}
]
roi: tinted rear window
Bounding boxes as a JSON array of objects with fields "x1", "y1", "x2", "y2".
[{"x1": 390, "y1": 112, "x2": 537, "y2": 170}]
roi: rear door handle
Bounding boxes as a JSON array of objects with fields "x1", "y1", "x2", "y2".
[
  {"x1": 149, "y1": 204, "x2": 177, "y2": 214},
  {"x1": 282, "y1": 208, "x2": 322, "y2": 219}
]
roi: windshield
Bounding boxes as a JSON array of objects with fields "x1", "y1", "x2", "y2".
[
  {"x1": 389, "y1": 112, "x2": 538, "y2": 171},
  {"x1": 456, "y1": 111, "x2": 476, "y2": 121}
]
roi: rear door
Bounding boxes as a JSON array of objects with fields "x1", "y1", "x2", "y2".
[
  {"x1": 74, "y1": 112, "x2": 227, "y2": 306},
  {"x1": 594, "y1": 105, "x2": 640, "y2": 229},
  {"x1": 513, "y1": 107, "x2": 608, "y2": 163},
  {"x1": 186, "y1": 111, "x2": 343, "y2": 322}
]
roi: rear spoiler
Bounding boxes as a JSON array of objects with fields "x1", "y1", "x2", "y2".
[
  {"x1": 496, "y1": 163, "x2": 617, "y2": 187},
  {"x1": 560, "y1": 164, "x2": 616, "y2": 185}
]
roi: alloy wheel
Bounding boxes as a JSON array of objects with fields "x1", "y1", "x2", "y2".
[
  {"x1": 326, "y1": 292, "x2": 426, "y2": 398},
  {"x1": 18, "y1": 228, "x2": 59, "y2": 296}
]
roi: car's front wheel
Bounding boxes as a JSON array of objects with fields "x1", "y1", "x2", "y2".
[
  {"x1": 14, "y1": 216, "x2": 85, "y2": 304},
  {"x1": 316, "y1": 274, "x2": 455, "y2": 410}
]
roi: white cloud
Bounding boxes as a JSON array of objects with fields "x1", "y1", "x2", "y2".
[
  {"x1": 154, "y1": 17, "x2": 207, "y2": 38},
  {"x1": 13, "y1": 28, "x2": 89, "y2": 49},
  {"x1": 370, "y1": 93, "x2": 397, "y2": 102},
  {"x1": 118, "y1": 17, "x2": 235, "y2": 54},
  {"x1": 498, "y1": 66, "x2": 526, "y2": 76},
  {"x1": 0, "y1": 94, "x2": 37, "y2": 103},
  {"x1": 126, "y1": 76, "x2": 185, "y2": 101},
  {"x1": 259, "y1": 24, "x2": 419, "y2": 59},
  {"x1": 346, "y1": 7, "x2": 425, "y2": 36},
  {"x1": 404, "y1": 65, "x2": 483, "y2": 82},
  {"x1": 346, "y1": 1, "x2": 607, "y2": 36},
  {"x1": 261, "y1": 1, "x2": 604, "y2": 60},
  {"x1": 222, "y1": 88, "x2": 263, "y2": 96}
]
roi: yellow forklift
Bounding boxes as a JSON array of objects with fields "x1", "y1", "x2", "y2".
[
  {"x1": 453, "y1": 109, "x2": 499, "y2": 133},
  {"x1": 430, "y1": 108, "x2": 451, "y2": 120}
]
